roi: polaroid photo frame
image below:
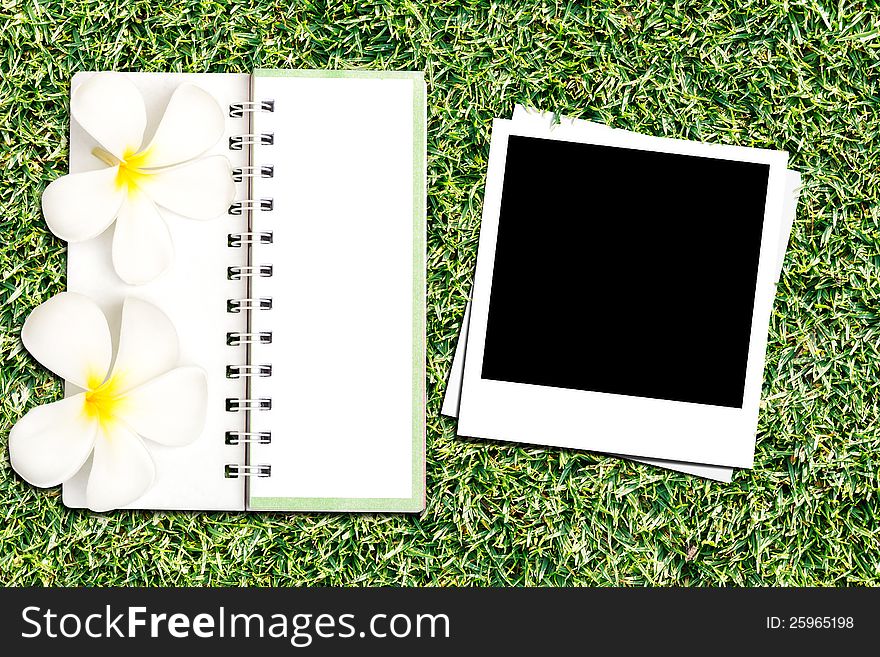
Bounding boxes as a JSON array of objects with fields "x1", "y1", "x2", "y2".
[{"x1": 457, "y1": 118, "x2": 790, "y2": 468}]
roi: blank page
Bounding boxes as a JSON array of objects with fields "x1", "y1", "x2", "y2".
[{"x1": 246, "y1": 71, "x2": 425, "y2": 511}]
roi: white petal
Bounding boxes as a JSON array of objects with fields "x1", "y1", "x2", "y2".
[
  {"x1": 137, "y1": 84, "x2": 225, "y2": 168},
  {"x1": 22, "y1": 292, "x2": 112, "y2": 389},
  {"x1": 110, "y1": 296, "x2": 180, "y2": 394},
  {"x1": 41, "y1": 167, "x2": 125, "y2": 242},
  {"x1": 9, "y1": 394, "x2": 98, "y2": 487},
  {"x1": 71, "y1": 72, "x2": 147, "y2": 160},
  {"x1": 111, "y1": 192, "x2": 173, "y2": 285},
  {"x1": 137, "y1": 156, "x2": 235, "y2": 219},
  {"x1": 117, "y1": 366, "x2": 207, "y2": 446},
  {"x1": 85, "y1": 420, "x2": 155, "y2": 512}
]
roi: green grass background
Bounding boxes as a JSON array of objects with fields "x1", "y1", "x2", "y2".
[{"x1": 1, "y1": 0, "x2": 879, "y2": 586}]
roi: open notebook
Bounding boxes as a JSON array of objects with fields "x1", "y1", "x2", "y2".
[{"x1": 62, "y1": 70, "x2": 426, "y2": 512}]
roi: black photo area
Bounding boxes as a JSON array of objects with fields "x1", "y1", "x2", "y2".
[{"x1": 481, "y1": 135, "x2": 770, "y2": 409}]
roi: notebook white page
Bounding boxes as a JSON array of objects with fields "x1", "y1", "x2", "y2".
[
  {"x1": 246, "y1": 71, "x2": 426, "y2": 511},
  {"x1": 457, "y1": 117, "x2": 790, "y2": 468},
  {"x1": 63, "y1": 72, "x2": 251, "y2": 511}
]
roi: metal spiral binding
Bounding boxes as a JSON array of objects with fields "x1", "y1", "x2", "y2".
[
  {"x1": 226, "y1": 364, "x2": 273, "y2": 379},
  {"x1": 226, "y1": 397, "x2": 272, "y2": 412},
  {"x1": 228, "y1": 265, "x2": 273, "y2": 280},
  {"x1": 226, "y1": 331, "x2": 272, "y2": 346},
  {"x1": 229, "y1": 133, "x2": 274, "y2": 150},
  {"x1": 226, "y1": 100, "x2": 276, "y2": 481},
  {"x1": 227, "y1": 297, "x2": 272, "y2": 313},
  {"x1": 225, "y1": 464, "x2": 272, "y2": 479},
  {"x1": 228, "y1": 231, "x2": 273, "y2": 248},
  {"x1": 232, "y1": 165, "x2": 274, "y2": 182},
  {"x1": 228, "y1": 100, "x2": 275, "y2": 118},
  {"x1": 228, "y1": 198, "x2": 273, "y2": 215},
  {"x1": 225, "y1": 431, "x2": 272, "y2": 445}
]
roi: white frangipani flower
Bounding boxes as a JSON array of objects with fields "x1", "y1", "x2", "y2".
[
  {"x1": 42, "y1": 73, "x2": 235, "y2": 285},
  {"x1": 9, "y1": 293, "x2": 208, "y2": 512}
]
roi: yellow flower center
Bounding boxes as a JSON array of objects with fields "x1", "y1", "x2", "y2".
[
  {"x1": 83, "y1": 373, "x2": 128, "y2": 428},
  {"x1": 115, "y1": 146, "x2": 153, "y2": 192},
  {"x1": 91, "y1": 145, "x2": 154, "y2": 192}
]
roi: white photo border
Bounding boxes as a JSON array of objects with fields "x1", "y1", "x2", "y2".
[{"x1": 457, "y1": 118, "x2": 789, "y2": 468}]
